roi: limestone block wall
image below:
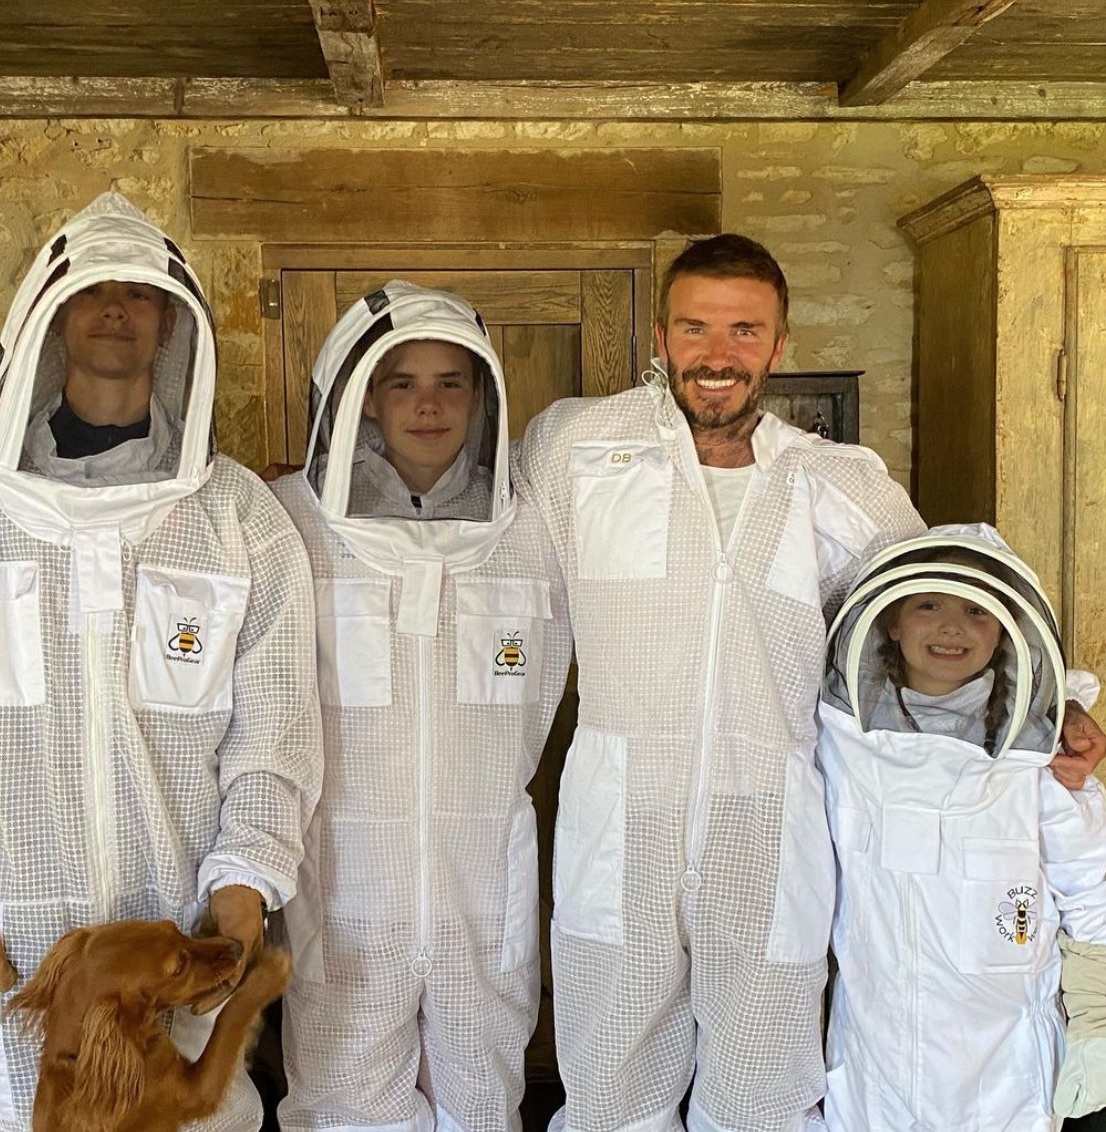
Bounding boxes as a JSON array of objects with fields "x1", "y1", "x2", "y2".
[{"x1": 0, "y1": 117, "x2": 1103, "y2": 485}]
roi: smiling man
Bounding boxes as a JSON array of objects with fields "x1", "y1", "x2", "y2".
[
  {"x1": 519, "y1": 233, "x2": 1105, "y2": 1132},
  {"x1": 658, "y1": 268, "x2": 787, "y2": 460}
]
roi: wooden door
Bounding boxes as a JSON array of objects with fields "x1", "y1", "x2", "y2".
[
  {"x1": 1064, "y1": 247, "x2": 1106, "y2": 729},
  {"x1": 267, "y1": 250, "x2": 651, "y2": 1085}
]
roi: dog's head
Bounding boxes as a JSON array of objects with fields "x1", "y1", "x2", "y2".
[
  {"x1": 8, "y1": 920, "x2": 244, "y2": 1129},
  {"x1": 11, "y1": 920, "x2": 244, "y2": 1022}
]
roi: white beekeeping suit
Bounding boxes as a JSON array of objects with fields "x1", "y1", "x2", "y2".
[
  {"x1": 819, "y1": 524, "x2": 1106, "y2": 1132},
  {"x1": 273, "y1": 282, "x2": 573, "y2": 1132},
  {"x1": 519, "y1": 375, "x2": 924, "y2": 1132},
  {"x1": 0, "y1": 192, "x2": 321, "y2": 1131}
]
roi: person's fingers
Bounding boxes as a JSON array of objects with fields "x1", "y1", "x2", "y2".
[
  {"x1": 1050, "y1": 759, "x2": 1088, "y2": 790},
  {"x1": 208, "y1": 885, "x2": 265, "y2": 961},
  {"x1": 189, "y1": 886, "x2": 265, "y2": 1013},
  {"x1": 1061, "y1": 703, "x2": 1106, "y2": 769}
]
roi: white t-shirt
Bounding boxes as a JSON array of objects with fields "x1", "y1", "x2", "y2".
[{"x1": 701, "y1": 462, "x2": 755, "y2": 544}]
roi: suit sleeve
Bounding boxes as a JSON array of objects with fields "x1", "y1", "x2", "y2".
[{"x1": 198, "y1": 478, "x2": 323, "y2": 910}]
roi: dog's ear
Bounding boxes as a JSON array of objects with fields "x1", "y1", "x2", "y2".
[
  {"x1": 6, "y1": 929, "x2": 89, "y2": 1028},
  {"x1": 66, "y1": 996, "x2": 144, "y2": 1130}
]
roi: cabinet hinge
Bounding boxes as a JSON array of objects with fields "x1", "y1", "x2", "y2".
[
  {"x1": 259, "y1": 278, "x2": 281, "y2": 320},
  {"x1": 1056, "y1": 348, "x2": 1068, "y2": 403}
]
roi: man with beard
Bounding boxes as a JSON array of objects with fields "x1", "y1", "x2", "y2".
[{"x1": 519, "y1": 233, "x2": 1106, "y2": 1132}]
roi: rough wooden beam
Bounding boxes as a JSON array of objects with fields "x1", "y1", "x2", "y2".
[
  {"x1": 307, "y1": 0, "x2": 384, "y2": 110},
  {"x1": 383, "y1": 78, "x2": 1106, "y2": 121},
  {"x1": 189, "y1": 147, "x2": 722, "y2": 243},
  {"x1": 0, "y1": 77, "x2": 345, "y2": 118},
  {"x1": 840, "y1": 0, "x2": 1021, "y2": 107},
  {"x1": 0, "y1": 75, "x2": 1103, "y2": 121}
]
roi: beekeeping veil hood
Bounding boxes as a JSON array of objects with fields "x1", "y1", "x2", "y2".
[
  {"x1": 824, "y1": 523, "x2": 1066, "y2": 760},
  {"x1": 302, "y1": 279, "x2": 514, "y2": 634},
  {"x1": 0, "y1": 191, "x2": 215, "y2": 545}
]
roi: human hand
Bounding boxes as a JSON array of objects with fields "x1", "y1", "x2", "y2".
[
  {"x1": 190, "y1": 885, "x2": 266, "y2": 1015},
  {"x1": 1052, "y1": 701, "x2": 1106, "y2": 790}
]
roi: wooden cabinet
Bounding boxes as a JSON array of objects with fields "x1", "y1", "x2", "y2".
[
  {"x1": 764, "y1": 370, "x2": 862, "y2": 444},
  {"x1": 899, "y1": 175, "x2": 1106, "y2": 685}
]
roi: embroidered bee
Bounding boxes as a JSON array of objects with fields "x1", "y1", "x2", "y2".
[
  {"x1": 495, "y1": 633, "x2": 525, "y2": 668},
  {"x1": 998, "y1": 897, "x2": 1036, "y2": 945},
  {"x1": 168, "y1": 617, "x2": 203, "y2": 656}
]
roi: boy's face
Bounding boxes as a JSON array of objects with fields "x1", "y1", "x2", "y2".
[
  {"x1": 364, "y1": 339, "x2": 480, "y2": 493},
  {"x1": 889, "y1": 591, "x2": 1004, "y2": 698},
  {"x1": 56, "y1": 280, "x2": 175, "y2": 386}
]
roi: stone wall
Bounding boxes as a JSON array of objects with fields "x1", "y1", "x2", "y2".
[{"x1": 1, "y1": 117, "x2": 1104, "y2": 484}]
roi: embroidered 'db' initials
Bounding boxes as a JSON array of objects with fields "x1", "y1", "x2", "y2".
[{"x1": 610, "y1": 451, "x2": 633, "y2": 464}]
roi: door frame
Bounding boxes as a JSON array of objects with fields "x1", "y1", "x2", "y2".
[{"x1": 260, "y1": 242, "x2": 658, "y2": 465}]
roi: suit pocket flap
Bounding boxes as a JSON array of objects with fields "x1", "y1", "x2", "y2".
[
  {"x1": 455, "y1": 577, "x2": 551, "y2": 619},
  {"x1": 962, "y1": 838, "x2": 1038, "y2": 880},
  {"x1": 316, "y1": 577, "x2": 390, "y2": 619}
]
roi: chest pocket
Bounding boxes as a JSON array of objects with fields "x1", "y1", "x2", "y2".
[
  {"x1": 315, "y1": 578, "x2": 392, "y2": 708},
  {"x1": 570, "y1": 442, "x2": 672, "y2": 580},
  {"x1": 129, "y1": 566, "x2": 249, "y2": 713},
  {"x1": 0, "y1": 562, "x2": 45, "y2": 707},
  {"x1": 957, "y1": 837, "x2": 1049, "y2": 974},
  {"x1": 455, "y1": 578, "x2": 550, "y2": 705}
]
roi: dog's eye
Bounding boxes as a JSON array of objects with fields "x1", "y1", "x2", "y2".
[{"x1": 171, "y1": 952, "x2": 188, "y2": 977}]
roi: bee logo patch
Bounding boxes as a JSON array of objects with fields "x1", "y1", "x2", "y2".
[
  {"x1": 494, "y1": 631, "x2": 526, "y2": 678},
  {"x1": 996, "y1": 885, "x2": 1038, "y2": 946},
  {"x1": 167, "y1": 616, "x2": 204, "y2": 665}
]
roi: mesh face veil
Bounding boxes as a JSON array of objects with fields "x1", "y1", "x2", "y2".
[
  {"x1": 824, "y1": 524, "x2": 1066, "y2": 758},
  {"x1": 305, "y1": 280, "x2": 507, "y2": 523},
  {"x1": 0, "y1": 192, "x2": 216, "y2": 492}
]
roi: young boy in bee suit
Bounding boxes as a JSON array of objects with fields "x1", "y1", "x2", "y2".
[
  {"x1": 818, "y1": 523, "x2": 1106, "y2": 1130},
  {"x1": 0, "y1": 192, "x2": 321, "y2": 1131},
  {"x1": 517, "y1": 234, "x2": 1106, "y2": 1132},
  {"x1": 272, "y1": 280, "x2": 573, "y2": 1132}
]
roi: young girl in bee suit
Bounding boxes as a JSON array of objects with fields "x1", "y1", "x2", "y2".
[
  {"x1": 272, "y1": 281, "x2": 573, "y2": 1132},
  {"x1": 819, "y1": 523, "x2": 1106, "y2": 1131},
  {"x1": 0, "y1": 192, "x2": 322, "y2": 1131}
]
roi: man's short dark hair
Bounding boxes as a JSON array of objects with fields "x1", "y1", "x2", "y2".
[{"x1": 657, "y1": 234, "x2": 789, "y2": 334}]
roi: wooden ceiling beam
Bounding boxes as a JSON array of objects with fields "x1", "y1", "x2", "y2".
[
  {"x1": 0, "y1": 76, "x2": 1104, "y2": 121},
  {"x1": 307, "y1": 0, "x2": 384, "y2": 111},
  {"x1": 839, "y1": 0, "x2": 1021, "y2": 107}
]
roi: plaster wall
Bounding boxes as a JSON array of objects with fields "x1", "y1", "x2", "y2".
[{"x1": 0, "y1": 117, "x2": 1103, "y2": 485}]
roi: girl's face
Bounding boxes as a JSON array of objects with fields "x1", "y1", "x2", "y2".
[{"x1": 888, "y1": 592, "x2": 1004, "y2": 697}]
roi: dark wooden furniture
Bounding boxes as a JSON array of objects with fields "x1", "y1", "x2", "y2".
[{"x1": 764, "y1": 370, "x2": 863, "y2": 445}]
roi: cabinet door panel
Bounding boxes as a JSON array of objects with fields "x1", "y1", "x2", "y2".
[{"x1": 1067, "y1": 248, "x2": 1106, "y2": 724}]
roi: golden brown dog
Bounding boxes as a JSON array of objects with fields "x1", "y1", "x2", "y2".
[{"x1": 9, "y1": 919, "x2": 290, "y2": 1132}]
